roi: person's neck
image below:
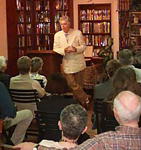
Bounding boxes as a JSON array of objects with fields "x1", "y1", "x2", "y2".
[
  {"x1": 121, "y1": 121, "x2": 139, "y2": 128},
  {"x1": 59, "y1": 136, "x2": 77, "y2": 148},
  {"x1": 31, "y1": 71, "x2": 38, "y2": 75}
]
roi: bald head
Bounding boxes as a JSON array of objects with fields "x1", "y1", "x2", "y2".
[{"x1": 113, "y1": 91, "x2": 141, "y2": 124}]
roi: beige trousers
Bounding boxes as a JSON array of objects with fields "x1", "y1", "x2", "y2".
[
  {"x1": 3, "y1": 109, "x2": 33, "y2": 145},
  {"x1": 64, "y1": 69, "x2": 87, "y2": 104}
]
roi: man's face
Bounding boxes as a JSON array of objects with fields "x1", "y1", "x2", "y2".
[{"x1": 60, "y1": 20, "x2": 70, "y2": 33}]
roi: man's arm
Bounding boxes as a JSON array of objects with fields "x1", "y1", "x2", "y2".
[
  {"x1": 14, "y1": 142, "x2": 37, "y2": 150},
  {"x1": 73, "y1": 31, "x2": 86, "y2": 54},
  {"x1": 53, "y1": 33, "x2": 66, "y2": 56}
]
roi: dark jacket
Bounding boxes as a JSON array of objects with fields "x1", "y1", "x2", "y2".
[
  {"x1": 0, "y1": 82, "x2": 16, "y2": 119},
  {"x1": 0, "y1": 71, "x2": 11, "y2": 89}
]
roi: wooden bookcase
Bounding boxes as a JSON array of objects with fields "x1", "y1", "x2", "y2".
[
  {"x1": 129, "y1": 11, "x2": 141, "y2": 51},
  {"x1": 6, "y1": 0, "x2": 73, "y2": 76},
  {"x1": 78, "y1": 4, "x2": 111, "y2": 57}
]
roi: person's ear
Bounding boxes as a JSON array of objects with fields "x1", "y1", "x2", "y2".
[
  {"x1": 58, "y1": 121, "x2": 62, "y2": 131},
  {"x1": 113, "y1": 108, "x2": 120, "y2": 123},
  {"x1": 81, "y1": 126, "x2": 87, "y2": 134}
]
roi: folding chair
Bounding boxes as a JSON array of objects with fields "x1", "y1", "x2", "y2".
[
  {"x1": 101, "y1": 101, "x2": 119, "y2": 132},
  {"x1": 93, "y1": 98, "x2": 104, "y2": 134},
  {"x1": 9, "y1": 89, "x2": 40, "y2": 137},
  {"x1": 35, "y1": 110, "x2": 61, "y2": 142}
]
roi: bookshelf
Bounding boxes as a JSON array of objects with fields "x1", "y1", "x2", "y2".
[
  {"x1": 6, "y1": 0, "x2": 73, "y2": 76},
  {"x1": 78, "y1": 4, "x2": 111, "y2": 57},
  {"x1": 129, "y1": 12, "x2": 141, "y2": 51}
]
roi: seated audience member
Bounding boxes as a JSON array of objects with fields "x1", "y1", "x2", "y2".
[
  {"x1": 0, "y1": 82, "x2": 33, "y2": 145},
  {"x1": 0, "y1": 56, "x2": 11, "y2": 88},
  {"x1": 30, "y1": 57, "x2": 47, "y2": 88},
  {"x1": 94, "y1": 59, "x2": 122, "y2": 99},
  {"x1": 14, "y1": 104, "x2": 88, "y2": 149},
  {"x1": 118, "y1": 49, "x2": 141, "y2": 83},
  {"x1": 38, "y1": 73, "x2": 89, "y2": 143},
  {"x1": 92, "y1": 59, "x2": 122, "y2": 130},
  {"x1": 10, "y1": 56, "x2": 46, "y2": 114},
  {"x1": 15, "y1": 91, "x2": 141, "y2": 150},
  {"x1": 102, "y1": 67, "x2": 141, "y2": 127},
  {"x1": 38, "y1": 73, "x2": 79, "y2": 113}
]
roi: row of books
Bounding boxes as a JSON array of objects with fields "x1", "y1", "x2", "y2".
[
  {"x1": 16, "y1": 0, "x2": 24, "y2": 11},
  {"x1": 36, "y1": 11, "x2": 50, "y2": 22},
  {"x1": 18, "y1": 36, "x2": 32, "y2": 47},
  {"x1": 81, "y1": 22, "x2": 110, "y2": 34},
  {"x1": 36, "y1": 35, "x2": 50, "y2": 46},
  {"x1": 85, "y1": 35, "x2": 109, "y2": 46},
  {"x1": 36, "y1": 1, "x2": 50, "y2": 11},
  {"x1": 80, "y1": 9, "x2": 110, "y2": 21},
  {"x1": 118, "y1": 0, "x2": 129, "y2": 11},
  {"x1": 55, "y1": 0, "x2": 68, "y2": 10},
  {"x1": 17, "y1": 0, "x2": 32, "y2": 11},
  {"x1": 36, "y1": 23, "x2": 50, "y2": 34},
  {"x1": 131, "y1": 26, "x2": 141, "y2": 35},
  {"x1": 17, "y1": 24, "x2": 24, "y2": 35},
  {"x1": 18, "y1": 12, "x2": 24, "y2": 23},
  {"x1": 18, "y1": 12, "x2": 31, "y2": 23},
  {"x1": 37, "y1": 46, "x2": 51, "y2": 50},
  {"x1": 18, "y1": 36, "x2": 25, "y2": 47},
  {"x1": 17, "y1": 24, "x2": 32, "y2": 35}
]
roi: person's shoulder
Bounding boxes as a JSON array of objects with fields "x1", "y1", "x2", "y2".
[
  {"x1": 71, "y1": 28, "x2": 81, "y2": 34},
  {"x1": 95, "y1": 82, "x2": 107, "y2": 90},
  {"x1": 10, "y1": 75, "x2": 19, "y2": 80},
  {"x1": 0, "y1": 82, "x2": 5, "y2": 87},
  {"x1": 55, "y1": 30, "x2": 63, "y2": 36}
]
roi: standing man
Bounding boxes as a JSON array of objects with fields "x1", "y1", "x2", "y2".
[{"x1": 53, "y1": 15, "x2": 89, "y2": 106}]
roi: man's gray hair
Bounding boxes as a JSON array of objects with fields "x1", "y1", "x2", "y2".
[
  {"x1": 60, "y1": 104, "x2": 88, "y2": 140},
  {"x1": 0, "y1": 56, "x2": 6, "y2": 70},
  {"x1": 113, "y1": 95, "x2": 141, "y2": 123},
  {"x1": 59, "y1": 15, "x2": 71, "y2": 25}
]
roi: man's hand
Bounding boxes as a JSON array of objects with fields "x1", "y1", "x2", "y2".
[
  {"x1": 64, "y1": 46, "x2": 77, "y2": 53},
  {"x1": 14, "y1": 142, "x2": 37, "y2": 150}
]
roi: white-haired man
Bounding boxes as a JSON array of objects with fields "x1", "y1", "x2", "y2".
[{"x1": 0, "y1": 56, "x2": 11, "y2": 88}]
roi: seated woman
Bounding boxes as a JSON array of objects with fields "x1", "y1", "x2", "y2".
[
  {"x1": 92, "y1": 59, "x2": 122, "y2": 130},
  {"x1": 102, "y1": 67, "x2": 141, "y2": 132},
  {"x1": 30, "y1": 57, "x2": 47, "y2": 88}
]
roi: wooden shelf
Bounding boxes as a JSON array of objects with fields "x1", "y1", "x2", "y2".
[{"x1": 26, "y1": 50, "x2": 54, "y2": 54}]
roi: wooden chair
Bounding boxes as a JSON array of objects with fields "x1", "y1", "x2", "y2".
[
  {"x1": 101, "y1": 101, "x2": 119, "y2": 132},
  {"x1": 93, "y1": 98, "x2": 104, "y2": 134},
  {"x1": 9, "y1": 89, "x2": 39, "y2": 114},
  {"x1": 9, "y1": 89, "x2": 40, "y2": 137},
  {"x1": 35, "y1": 110, "x2": 61, "y2": 142}
]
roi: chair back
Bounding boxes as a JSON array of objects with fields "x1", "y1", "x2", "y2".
[
  {"x1": 93, "y1": 98, "x2": 104, "y2": 134},
  {"x1": 101, "y1": 101, "x2": 118, "y2": 132},
  {"x1": 9, "y1": 89, "x2": 39, "y2": 115},
  {"x1": 35, "y1": 110, "x2": 61, "y2": 142}
]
